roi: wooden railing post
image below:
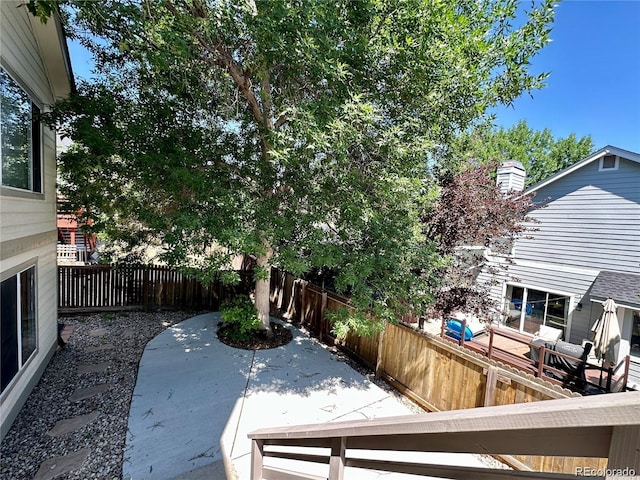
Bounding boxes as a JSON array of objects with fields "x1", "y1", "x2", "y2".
[
  {"x1": 460, "y1": 319, "x2": 467, "y2": 348},
  {"x1": 537, "y1": 345, "x2": 545, "y2": 378},
  {"x1": 250, "y1": 439, "x2": 264, "y2": 480},
  {"x1": 623, "y1": 355, "x2": 630, "y2": 391},
  {"x1": 328, "y1": 437, "x2": 346, "y2": 480},
  {"x1": 607, "y1": 424, "x2": 640, "y2": 476},
  {"x1": 488, "y1": 328, "x2": 494, "y2": 360}
]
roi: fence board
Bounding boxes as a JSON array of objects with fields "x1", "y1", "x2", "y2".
[{"x1": 58, "y1": 265, "x2": 252, "y2": 313}]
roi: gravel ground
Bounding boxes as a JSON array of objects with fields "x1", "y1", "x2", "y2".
[
  {"x1": 1, "y1": 311, "x2": 506, "y2": 479},
  {"x1": 0, "y1": 311, "x2": 194, "y2": 480}
]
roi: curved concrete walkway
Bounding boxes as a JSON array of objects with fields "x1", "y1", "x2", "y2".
[{"x1": 123, "y1": 313, "x2": 489, "y2": 479}]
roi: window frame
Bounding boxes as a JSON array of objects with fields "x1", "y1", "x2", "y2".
[
  {"x1": 1, "y1": 263, "x2": 39, "y2": 396},
  {"x1": 0, "y1": 65, "x2": 43, "y2": 197},
  {"x1": 631, "y1": 311, "x2": 640, "y2": 360},
  {"x1": 598, "y1": 154, "x2": 619, "y2": 172},
  {"x1": 503, "y1": 283, "x2": 571, "y2": 338}
]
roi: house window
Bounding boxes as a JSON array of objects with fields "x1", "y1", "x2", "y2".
[
  {"x1": 631, "y1": 312, "x2": 640, "y2": 358},
  {"x1": 0, "y1": 66, "x2": 42, "y2": 193},
  {"x1": 1, "y1": 266, "x2": 37, "y2": 394},
  {"x1": 503, "y1": 284, "x2": 569, "y2": 337},
  {"x1": 598, "y1": 154, "x2": 618, "y2": 172}
]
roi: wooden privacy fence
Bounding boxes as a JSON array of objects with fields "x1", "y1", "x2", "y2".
[
  {"x1": 269, "y1": 269, "x2": 609, "y2": 474},
  {"x1": 58, "y1": 265, "x2": 252, "y2": 313}
]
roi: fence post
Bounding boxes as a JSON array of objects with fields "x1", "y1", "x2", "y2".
[
  {"x1": 375, "y1": 323, "x2": 387, "y2": 380},
  {"x1": 320, "y1": 291, "x2": 328, "y2": 342},
  {"x1": 484, "y1": 366, "x2": 498, "y2": 407},
  {"x1": 142, "y1": 267, "x2": 150, "y2": 312},
  {"x1": 301, "y1": 281, "x2": 307, "y2": 326}
]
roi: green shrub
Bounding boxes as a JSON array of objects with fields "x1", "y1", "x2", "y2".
[{"x1": 220, "y1": 296, "x2": 261, "y2": 341}]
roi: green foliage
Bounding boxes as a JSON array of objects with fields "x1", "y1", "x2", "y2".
[
  {"x1": 35, "y1": 0, "x2": 556, "y2": 337},
  {"x1": 327, "y1": 307, "x2": 386, "y2": 341},
  {"x1": 442, "y1": 120, "x2": 594, "y2": 185},
  {"x1": 220, "y1": 296, "x2": 261, "y2": 342}
]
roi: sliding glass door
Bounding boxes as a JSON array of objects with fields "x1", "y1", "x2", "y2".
[{"x1": 504, "y1": 284, "x2": 569, "y2": 337}]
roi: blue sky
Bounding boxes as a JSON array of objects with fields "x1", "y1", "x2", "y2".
[
  {"x1": 68, "y1": 1, "x2": 640, "y2": 153},
  {"x1": 492, "y1": 0, "x2": 640, "y2": 153}
]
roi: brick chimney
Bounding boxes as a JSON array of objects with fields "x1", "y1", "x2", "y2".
[{"x1": 496, "y1": 160, "x2": 526, "y2": 193}]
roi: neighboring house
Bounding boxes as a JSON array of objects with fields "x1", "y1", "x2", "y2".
[
  {"x1": 57, "y1": 194, "x2": 97, "y2": 264},
  {"x1": 1, "y1": 2, "x2": 74, "y2": 439},
  {"x1": 484, "y1": 146, "x2": 640, "y2": 389}
]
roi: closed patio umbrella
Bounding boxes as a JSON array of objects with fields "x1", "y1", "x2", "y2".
[{"x1": 591, "y1": 298, "x2": 621, "y2": 368}]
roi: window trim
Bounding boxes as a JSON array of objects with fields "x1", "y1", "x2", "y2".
[
  {"x1": 598, "y1": 154, "x2": 619, "y2": 172},
  {"x1": 502, "y1": 282, "x2": 573, "y2": 338},
  {"x1": 0, "y1": 65, "x2": 44, "y2": 197},
  {"x1": 1, "y1": 261, "x2": 39, "y2": 397},
  {"x1": 630, "y1": 311, "x2": 640, "y2": 360}
]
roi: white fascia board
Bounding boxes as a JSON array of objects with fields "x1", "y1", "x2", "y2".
[{"x1": 526, "y1": 145, "x2": 640, "y2": 196}]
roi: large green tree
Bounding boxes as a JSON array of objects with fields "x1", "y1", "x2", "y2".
[
  {"x1": 32, "y1": 0, "x2": 555, "y2": 336},
  {"x1": 443, "y1": 120, "x2": 594, "y2": 185}
]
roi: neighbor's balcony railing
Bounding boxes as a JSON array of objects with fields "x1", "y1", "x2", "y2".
[{"x1": 249, "y1": 391, "x2": 640, "y2": 480}]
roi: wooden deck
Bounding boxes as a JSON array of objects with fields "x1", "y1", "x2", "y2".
[
  {"x1": 437, "y1": 321, "x2": 630, "y2": 394},
  {"x1": 472, "y1": 328, "x2": 531, "y2": 357}
]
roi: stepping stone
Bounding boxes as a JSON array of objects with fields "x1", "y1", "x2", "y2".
[
  {"x1": 59, "y1": 325, "x2": 74, "y2": 343},
  {"x1": 86, "y1": 343, "x2": 115, "y2": 353},
  {"x1": 47, "y1": 411, "x2": 101, "y2": 437},
  {"x1": 89, "y1": 327, "x2": 109, "y2": 337},
  {"x1": 33, "y1": 448, "x2": 90, "y2": 480},
  {"x1": 77, "y1": 362, "x2": 110, "y2": 374},
  {"x1": 69, "y1": 384, "x2": 110, "y2": 402}
]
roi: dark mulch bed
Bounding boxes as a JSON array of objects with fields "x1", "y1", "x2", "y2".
[{"x1": 217, "y1": 321, "x2": 293, "y2": 350}]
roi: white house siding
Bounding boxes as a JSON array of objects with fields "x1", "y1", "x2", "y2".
[{"x1": 0, "y1": 2, "x2": 70, "y2": 440}]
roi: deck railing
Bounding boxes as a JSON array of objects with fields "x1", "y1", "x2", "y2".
[
  {"x1": 442, "y1": 320, "x2": 630, "y2": 394},
  {"x1": 249, "y1": 391, "x2": 640, "y2": 480}
]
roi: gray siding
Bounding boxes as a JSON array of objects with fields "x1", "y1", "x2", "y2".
[
  {"x1": 480, "y1": 155, "x2": 639, "y2": 346},
  {"x1": 514, "y1": 158, "x2": 640, "y2": 273},
  {"x1": 629, "y1": 360, "x2": 640, "y2": 390}
]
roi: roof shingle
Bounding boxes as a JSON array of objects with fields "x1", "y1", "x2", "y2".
[{"x1": 589, "y1": 270, "x2": 640, "y2": 308}]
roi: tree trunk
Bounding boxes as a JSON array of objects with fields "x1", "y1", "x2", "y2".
[{"x1": 255, "y1": 248, "x2": 273, "y2": 338}]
